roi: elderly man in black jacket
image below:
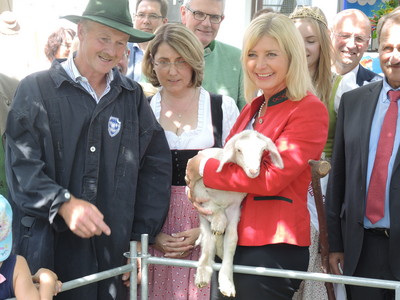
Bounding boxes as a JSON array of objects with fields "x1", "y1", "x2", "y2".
[{"x1": 5, "y1": 1, "x2": 171, "y2": 299}]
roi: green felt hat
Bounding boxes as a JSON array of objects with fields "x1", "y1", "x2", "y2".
[{"x1": 62, "y1": 0, "x2": 154, "y2": 43}]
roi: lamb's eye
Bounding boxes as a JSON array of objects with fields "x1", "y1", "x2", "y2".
[{"x1": 236, "y1": 149, "x2": 242, "y2": 153}]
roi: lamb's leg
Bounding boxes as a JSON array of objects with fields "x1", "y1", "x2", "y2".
[
  {"x1": 215, "y1": 234, "x2": 224, "y2": 259},
  {"x1": 195, "y1": 216, "x2": 216, "y2": 288},
  {"x1": 211, "y1": 208, "x2": 227, "y2": 235},
  {"x1": 218, "y1": 204, "x2": 241, "y2": 297}
]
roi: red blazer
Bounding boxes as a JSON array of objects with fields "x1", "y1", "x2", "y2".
[{"x1": 203, "y1": 90, "x2": 328, "y2": 247}]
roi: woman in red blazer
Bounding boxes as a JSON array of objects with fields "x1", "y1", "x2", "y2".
[{"x1": 186, "y1": 13, "x2": 329, "y2": 300}]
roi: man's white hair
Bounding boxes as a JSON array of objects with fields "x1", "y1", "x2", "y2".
[{"x1": 183, "y1": 0, "x2": 225, "y2": 10}]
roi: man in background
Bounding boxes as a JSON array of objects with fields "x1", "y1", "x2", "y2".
[
  {"x1": 327, "y1": 7, "x2": 400, "y2": 300},
  {"x1": 126, "y1": 0, "x2": 168, "y2": 82},
  {"x1": 181, "y1": 0, "x2": 246, "y2": 110},
  {"x1": 330, "y1": 9, "x2": 381, "y2": 111},
  {"x1": 0, "y1": 72, "x2": 18, "y2": 197}
]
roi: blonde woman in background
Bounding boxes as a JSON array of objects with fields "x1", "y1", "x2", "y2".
[{"x1": 290, "y1": 6, "x2": 345, "y2": 300}]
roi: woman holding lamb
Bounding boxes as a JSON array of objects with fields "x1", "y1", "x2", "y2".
[{"x1": 186, "y1": 13, "x2": 329, "y2": 300}]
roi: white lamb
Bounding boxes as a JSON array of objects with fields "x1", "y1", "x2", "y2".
[{"x1": 193, "y1": 130, "x2": 284, "y2": 297}]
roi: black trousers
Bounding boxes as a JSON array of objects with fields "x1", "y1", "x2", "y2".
[
  {"x1": 347, "y1": 230, "x2": 395, "y2": 300},
  {"x1": 211, "y1": 243, "x2": 309, "y2": 300}
]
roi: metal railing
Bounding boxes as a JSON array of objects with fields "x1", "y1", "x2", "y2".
[
  {"x1": 7, "y1": 234, "x2": 400, "y2": 299},
  {"x1": 136, "y1": 234, "x2": 400, "y2": 300}
]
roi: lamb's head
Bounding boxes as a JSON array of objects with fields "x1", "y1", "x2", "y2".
[{"x1": 216, "y1": 130, "x2": 284, "y2": 178}]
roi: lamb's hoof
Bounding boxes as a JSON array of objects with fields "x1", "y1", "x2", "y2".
[
  {"x1": 196, "y1": 281, "x2": 208, "y2": 288},
  {"x1": 211, "y1": 216, "x2": 227, "y2": 235},
  {"x1": 195, "y1": 266, "x2": 212, "y2": 288},
  {"x1": 219, "y1": 274, "x2": 236, "y2": 297},
  {"x1": 212, "y1": 229, "x2": 224, "y2": 235},
  {"x1": 219, "y1": 281, "x2": 236, "y2": 297}
]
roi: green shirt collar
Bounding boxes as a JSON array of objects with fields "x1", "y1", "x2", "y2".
[{"x1": 204, "y1": 40, "x2": 216, "y2": 56}]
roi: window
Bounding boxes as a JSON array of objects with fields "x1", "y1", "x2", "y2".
[{"x1": 252, "y1": 0, "x2": 312, "y2": 16}]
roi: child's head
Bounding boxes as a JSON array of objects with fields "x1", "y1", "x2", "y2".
[{"x1": 0, "y1": 195, "x2": 12, "y2": 262}]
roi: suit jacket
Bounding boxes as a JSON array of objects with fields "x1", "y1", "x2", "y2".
[
  {"x1": 326, "y1": 80, "x2": 400, "y2": 279},
  {"x1": 356, "y1": 64, "x2": 381, "y2": 87}
]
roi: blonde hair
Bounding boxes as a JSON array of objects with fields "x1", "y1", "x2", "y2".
[
  {"x1": 290, "y1": 6, "x2": 333, "y2": 106},
  {"x1": 142, "y1": 23, "x2": 204, "y2": 87},
  {"x1": 242, "y1": 13, "x2": 313, "y2": 102}
]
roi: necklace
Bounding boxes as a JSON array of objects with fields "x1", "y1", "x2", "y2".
[
  {"x1": 162, "y1": 88, "x2": 198, "y2": 119},
  {"x1": 258, "y1": 101, "x2": 266, "y2": 124}
]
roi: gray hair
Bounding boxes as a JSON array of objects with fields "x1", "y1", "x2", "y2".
[
  {"x1": 183, "y1": 0, "x2": 225, "y2": 11},
  {"x1": 377, "y1": 7, "x2": 400, "y2": 45},
  {"x1": 331, "y1": 9, "x2": 371, "y2": 36}
]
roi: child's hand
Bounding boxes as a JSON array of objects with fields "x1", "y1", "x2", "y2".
[{"x1": 32, "y1": 268, "x2": 62, "y2": 299}]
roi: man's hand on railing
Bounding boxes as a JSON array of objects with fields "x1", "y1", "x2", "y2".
[{"x1": 123, "y1": 241, "x2": 142, "y2": 287}]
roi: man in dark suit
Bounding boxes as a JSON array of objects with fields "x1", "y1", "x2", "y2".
[{"x1": 326, "y1": 7, "x2": 400, "y2": 300}]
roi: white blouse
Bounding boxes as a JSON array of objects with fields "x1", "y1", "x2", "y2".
[{"x1": 150, "y1": 87, "x2": 240, "y2": 150}]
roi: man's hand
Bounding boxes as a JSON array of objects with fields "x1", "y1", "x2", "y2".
[
  {"x1": 329, "y1": 252, "x2": 345, "y2": 275},
  {"x1": 58, "y1": 195, "x2": 111, "y2": 238},
  {"x1": 122, "y1": 241, "x2": 142, "y2": 287}
]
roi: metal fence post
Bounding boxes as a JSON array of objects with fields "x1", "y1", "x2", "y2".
[
  {"x1": 141, "y1": 234, "x2": 149, "y2": 300},
  {"x1": 129, "y1": 241, "x2": 138, "y2": 300}
]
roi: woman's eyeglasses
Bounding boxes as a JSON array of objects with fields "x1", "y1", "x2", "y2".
[{"x1": 153, "y1": 60, "x2": 188, "y2": 70}]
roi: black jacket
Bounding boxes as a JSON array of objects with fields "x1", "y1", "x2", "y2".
[{"x1": 5, "y1": 60, "x2": 171, "y2": 299}]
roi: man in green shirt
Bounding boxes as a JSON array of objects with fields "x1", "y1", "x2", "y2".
[{"x1": 181, "y1": 0, "x2": 246, "y2": 110}]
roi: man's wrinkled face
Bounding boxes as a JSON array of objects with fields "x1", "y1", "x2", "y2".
[
  {"x1": 77, "y1": 21, "x2": 129, "y2": 76},
  {"x1": 379, "y1": 21, "x2": 400, "y2": 89}
]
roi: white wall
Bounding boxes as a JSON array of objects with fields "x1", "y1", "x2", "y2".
[
  {"x1": 313, "y1": 0, "x2": 339, "y2": 27},
  {"x1": 216, "y1": 0, "x2": 252, "y2": 50},
  {"x1": 212, "y1": 0, "x2": 339, "y2": 51}
]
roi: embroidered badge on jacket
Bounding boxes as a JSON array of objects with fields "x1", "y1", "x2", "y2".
[{"x1": 108, "y1": 116, "x2": 121, "y2": 137}]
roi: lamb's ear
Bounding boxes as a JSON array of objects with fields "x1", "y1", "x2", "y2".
[
  {"x1": 216, "y1": 134, "x2": 240, "y2": 172},
  {"x1": 265, "y1": 139, "x2": 284, "y2": 169}
]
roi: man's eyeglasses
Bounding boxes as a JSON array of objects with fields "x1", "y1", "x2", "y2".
[
  {"x1": 334, "y1": 32, "x2": 370, "y2": 45},
  {"x1": 153, "y1": 60, "x2": 188, "y2": 70},
  {"x1": 185, "y1": 6, "x2": 224, "y2": 24},
  {"x1": 134, "y1": 13, "x2": 163, "y2": 21}
]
